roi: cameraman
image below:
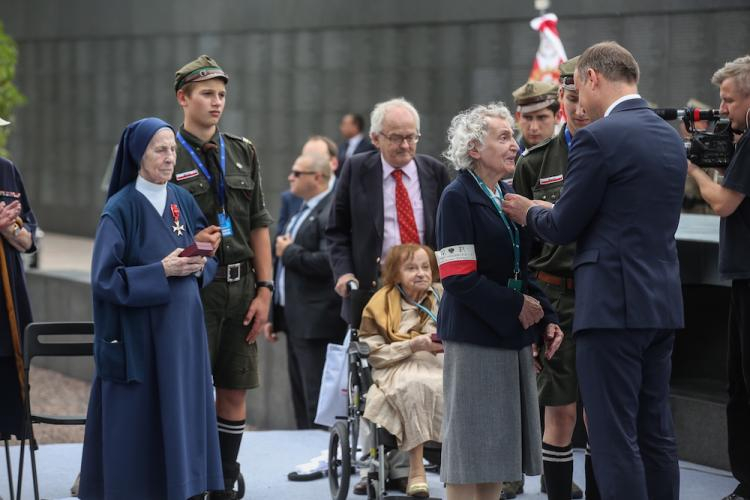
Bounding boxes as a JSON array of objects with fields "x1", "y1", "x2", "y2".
[{"x1": 688, "y1": 54, "x2": 750, "y2": 500}]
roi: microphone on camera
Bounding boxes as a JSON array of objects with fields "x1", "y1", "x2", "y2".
[{"x1": 653, "y1": 108, "x2": 721, "y2": 121}]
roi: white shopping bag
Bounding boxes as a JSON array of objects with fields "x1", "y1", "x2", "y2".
[{"x1": 314, "y1": 330, "x2": 351, "y2": 427}]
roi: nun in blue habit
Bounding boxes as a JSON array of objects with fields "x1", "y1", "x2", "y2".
[{"x1": 79, "y1": 118, "x2": 224, "y2": 500}]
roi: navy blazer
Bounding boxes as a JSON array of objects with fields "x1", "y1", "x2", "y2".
[
  {"x1": 436, "y1": 170, "x2": 557, "y2": 350},
  {"x1": 326, "y1": 150, "x2": 451, "y2": 322},
  {"x1": 281, "y1": 191, "x2": 347, "y2": 341},
  {"x1": 527, "y1": 98, "x2": 686, "y2": 333}
]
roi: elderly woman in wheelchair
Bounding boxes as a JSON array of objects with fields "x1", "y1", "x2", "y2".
[{"x1": 357, "y1": 243, "x2": 444, "y2": 498}]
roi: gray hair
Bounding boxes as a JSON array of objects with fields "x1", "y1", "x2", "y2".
[
  {"x1": 576, "y1": 41, "x2": 639, "y2": 85},
  {"x1": 369, "y1": 98, "x2": 421, "y2": 135},
  {"x1": 712, "y1": 55, "x2": 750, "y2": 97},
  {"x1": 443, "y1": 102, "x2": 514, "y2": 171},
  {"x1": 298, "y1": 153, "x2": 331, "y2": 179}
]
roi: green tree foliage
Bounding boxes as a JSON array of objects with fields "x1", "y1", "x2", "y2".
[{"x1": 0, "y1": 20, "x2": 25, "y2": 157}]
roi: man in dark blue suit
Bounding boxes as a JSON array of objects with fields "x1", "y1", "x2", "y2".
[
  {"x1": 337, "y1": 113, "x2": 376, "y2": 166},
  {"x1": 504, "y1": 41, "x2": 686, "y2": 500}
]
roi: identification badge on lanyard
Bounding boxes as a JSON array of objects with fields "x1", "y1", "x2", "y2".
[
  {"x1": 469, "y1": 170, "x2": 524, "y2": 292},
  {"x1": 507, "y1": 278, "x2": 523, "y2": 292},
  {"x1": 218, "y1": 212, "x2": 233, "y2": 237}
]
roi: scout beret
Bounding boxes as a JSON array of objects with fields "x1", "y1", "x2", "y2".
[
  {"x1": 174, "y1": 55, "x2": 229, "y2": 92},
  {"x1": 512, "y1": 81, "x2": 559, "y2": 113},
  {"x1": 559, "y1": 56, "x2": 580, "y2": 91}
]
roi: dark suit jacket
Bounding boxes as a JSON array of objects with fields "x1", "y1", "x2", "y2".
[
  {"x1": 275, "y1": 190, "x2": 303, "y2": 240},
  {"x1": 326, "y1": 150, "x2": 451, "y2": 321},
  {"x1": 282, "y1": 191, "x2": 347, "y2": 340},
  {"x1": 526, "y1": 97, "x2": 686, "y2": 333},
  {"x1": 337, "y1": 136, "x2": 377, "y2": 167}
]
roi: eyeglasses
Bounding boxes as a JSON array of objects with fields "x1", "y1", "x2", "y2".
[
  {"x1": 379, "y1": 132, "x2": 421, "y2": 145},
  {"x1": 290, "y1": 170, "x2": 316, "y2": 178}
]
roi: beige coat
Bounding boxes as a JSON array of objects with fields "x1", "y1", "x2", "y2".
[{"x1": 359, "y1": 285, "x2": 443, "y2": 451}]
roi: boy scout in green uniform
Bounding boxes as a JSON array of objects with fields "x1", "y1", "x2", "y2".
[
  {"x1": 501, "y1": 79, "x2": 562, "y2": 500},
  {"x1": 173, "y1": 55, "x2": 274, "y2": 500},
  {"x1": 512, "y1": 57, "x2": 600, "y2": 500},
  {"x1": 512, "y1": 80, "x2": 561, "y2": 155}
]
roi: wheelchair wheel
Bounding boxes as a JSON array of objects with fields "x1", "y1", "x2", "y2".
[
  {"x1": 328, "y1": 421, "x2": 351, "y2": 500},
  {"x1": 236, "y1": 471, "x2": 245, "y2": 498}
]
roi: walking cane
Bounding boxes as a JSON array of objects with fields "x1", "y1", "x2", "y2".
[{"x1": 0, "y1": 238, "x2": 23, "y2": 500}]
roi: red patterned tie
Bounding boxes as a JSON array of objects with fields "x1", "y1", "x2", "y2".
[{"x1": 391, "y1": 169, "x2": 420, "y2": 244}]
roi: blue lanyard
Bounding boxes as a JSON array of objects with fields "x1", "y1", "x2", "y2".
[
  {"x1": 564, "y1": 126, "x2": 572, "y2": 149},
  {"x1": 176, "y1": 132, "x2": 227, "y2": 210},
  {"x1": 396, "y1": 285, "x2": 441, "y2": 323},
  {"x1": 469, "y1": 170, "x2": 521, "y2": 279}
]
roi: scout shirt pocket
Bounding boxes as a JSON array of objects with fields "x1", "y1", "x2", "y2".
[
  {"x1": 224, "y1": 173, "x2": 255, "y2": 228},
  {"x1": 532, "y1": 175, "x2": 564, "y2": 204},
  {"x1": 176, "y1": 175, "x2": 214, "y2": 212}
]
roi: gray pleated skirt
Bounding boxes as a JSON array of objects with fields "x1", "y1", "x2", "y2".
[{"x1": 440, "y1": 340, "x2": 542, "y2": 484}]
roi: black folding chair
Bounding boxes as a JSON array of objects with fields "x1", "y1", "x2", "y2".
[{"x1": 16, "y1": 321, "x2": 93, "y2": 500}]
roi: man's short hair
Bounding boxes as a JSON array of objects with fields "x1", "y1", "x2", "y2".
[
  {"x1": 577, "y1": 41, "x2": 640, "y2": 85},
  {"x1": 712, "y1": 55, "x2": 750, "y2": 97},
  {"x1": 370, "y1": 98, "x2": 421, "y2": 136},
  {"x1": 307, "y1": 135, "x2": 338, "y2": 160},
  {"x1": 347, "y1": 114, "x2": 366, "y2": 133}
]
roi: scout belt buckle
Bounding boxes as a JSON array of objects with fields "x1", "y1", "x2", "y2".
[{"x1": 227, "y1": 263, "x2": 242, "y2": 282}]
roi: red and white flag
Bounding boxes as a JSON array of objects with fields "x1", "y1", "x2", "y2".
[{"x1": 528, "y1": 13, "x2": 567, "y2": 83}]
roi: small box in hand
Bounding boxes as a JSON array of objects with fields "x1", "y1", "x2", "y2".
[
  {"x1": 179, "y1": 241, "x2": 213, "y2": 257},
  {"x1": 430, "y1": 333, "x2": 442, "y2": 344}
]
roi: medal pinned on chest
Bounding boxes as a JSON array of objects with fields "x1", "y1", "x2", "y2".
[{"x1": 170, "y1": 203, "x2": 185, "y2": 236}]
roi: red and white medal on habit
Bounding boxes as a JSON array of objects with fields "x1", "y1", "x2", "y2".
[{"x1": 171, "y1": 203, "x2": 185, "y2": 236}]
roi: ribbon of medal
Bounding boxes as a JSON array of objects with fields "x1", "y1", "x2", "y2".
[{"x1": 171, "y1": 203, "x2": 185, "y2": 236}]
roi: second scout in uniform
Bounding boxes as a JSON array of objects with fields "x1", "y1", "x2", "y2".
[
  {"x1": 501, "y1": 77, "x2": 565, "y2": 500},
  {"x1": 512, "y1": 56, "x2": 599, "y2": 500},
  {"x1": 512, "y1": 80, "x2": 561, "y2": 155},
  {"x1": 173, "y1": 55, "x2": 274, "y2": 500}
]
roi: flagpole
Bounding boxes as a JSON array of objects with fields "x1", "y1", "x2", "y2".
[{"x1": 534, "y1": 0, "x2": 549, "y2": 15}]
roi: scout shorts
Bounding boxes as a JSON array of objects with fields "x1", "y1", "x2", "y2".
[
  {"x1": 536, "y1": 280, "x2": 579, "y2": 407},
  {"x1": 201, "y1": 270, "x2": 260, "y2": 390}
]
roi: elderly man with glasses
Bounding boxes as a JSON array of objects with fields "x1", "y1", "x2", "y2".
[{"x1": 326, "y1": 97, "x2": 451, "y2": 495}]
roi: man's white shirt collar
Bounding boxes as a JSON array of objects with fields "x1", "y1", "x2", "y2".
[
  {"x1": 381, "y1": 156, "x2": 417, "y2": 180},
  {"x1": 605, "y1": 93, "x2": 641, "y2": 117}
]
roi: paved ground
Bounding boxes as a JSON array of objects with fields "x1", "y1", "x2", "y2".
[
  {"x1": 31, "y1": 232, "x2": 93, "y2": 274},
  {"x1": 1, "y1": 429, "x2": 739, "y2": 500}
]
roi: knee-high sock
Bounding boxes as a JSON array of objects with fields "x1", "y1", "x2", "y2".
[
  {"x1": 585, "y1": 443, "x2": 601, "y2": 500},
  {"x1": 218, "y1": 417, "x2": 245, "y2": 489},
  {"x1": 543, "y1": 442, "x2": 573, "y2": 500}
]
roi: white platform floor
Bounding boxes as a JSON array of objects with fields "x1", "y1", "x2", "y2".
[{"x1": 0, "y1": 430, "x2": 739, "y2": 500}]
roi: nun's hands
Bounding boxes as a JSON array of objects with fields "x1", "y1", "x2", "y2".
[{"x1": 162, "y1": 248, "x2": 206, "y2": 277}]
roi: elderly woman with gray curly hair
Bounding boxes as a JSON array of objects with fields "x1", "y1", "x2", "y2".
[{"x1": 434, "y1": 102, "x2": 564, "y2": 500}]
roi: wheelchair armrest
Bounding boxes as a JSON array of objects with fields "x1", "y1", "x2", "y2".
[{"x1": 349, "y1": 341, "x2": 370, "y2": 358}]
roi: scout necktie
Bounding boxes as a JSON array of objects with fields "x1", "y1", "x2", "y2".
[
  {"x1": 391, "y1": 169, "x2": 420, "y2": 244},
  {"x1": 201, "y1": 142, "x2": 222, "y2": 199}
]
